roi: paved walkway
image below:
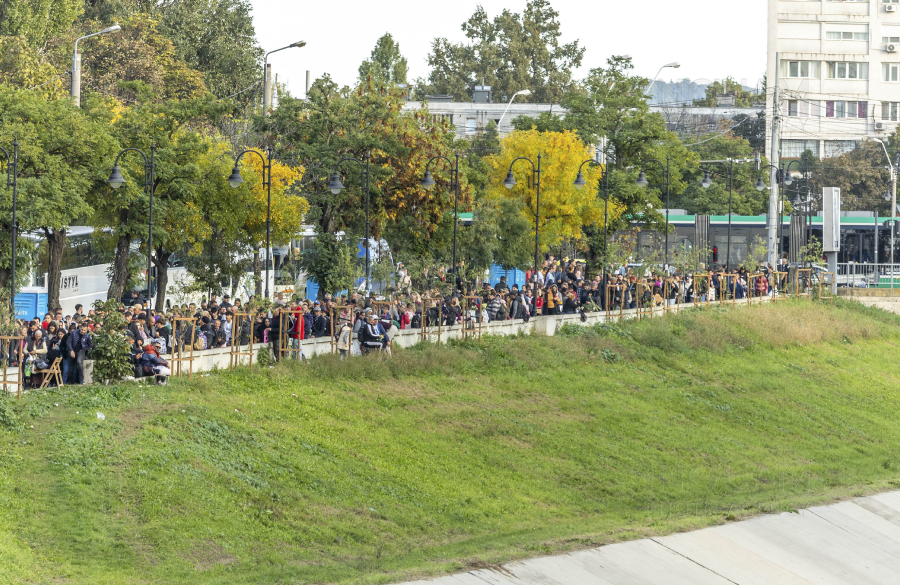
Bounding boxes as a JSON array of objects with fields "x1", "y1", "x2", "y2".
[{"x1": 397, "y1": 490, "x2": 900, "y2": 585}]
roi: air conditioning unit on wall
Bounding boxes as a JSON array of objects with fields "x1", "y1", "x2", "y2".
[
  {"x1": 889, "y1": 44, "x2": 899, "y2": 53},
  {"x1": 888, "y1": 5, "x2": 898, "y2": 13},
  {"x1": 876, "y1": 122, "x2": 888, "y2": 131}
]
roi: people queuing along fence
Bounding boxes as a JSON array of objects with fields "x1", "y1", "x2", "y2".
[{"x1": 2, "y1": 259, "x2": 836, "y2": 396}]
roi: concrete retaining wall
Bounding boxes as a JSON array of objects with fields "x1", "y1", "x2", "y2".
[{"x1": 2, "y1": 297, "x2": 772, "y2": 389}]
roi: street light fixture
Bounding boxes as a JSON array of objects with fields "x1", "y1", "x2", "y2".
[
  {"x1": 227, "y1": 147, "x2": 276, "y2": 299},
  {"x1": 647, "y1": 62, "x2": 681, "y2": 100},
  {"x1": 700, "y1": 160, "x2": 735, "y2": 270},
  {"x1": 107, "y1": 143, "x2": 157, "y2": 309},
  {"x1": 262, "y1": 41, "x2": 307, "y2": 112},
  {"x1": 0, "y1": 140, "x2": 18, "y2": 312},
  {"x1": 496, "y1": 89, "x2": 532, "y2": 130},
  {"x1": 327, "y1": 154, "x2": 372, "y2": 292},
  {"x1": 504, "y1": 155, "x2": 542, "y2": 307},
  {"x1": 421, "y1": 154, "x2": 462, "y2": 292},
  {"x1": 574, "y1": 159, "x2": 611, "y2": 281},
  {"x1": 756, "y1": 160, "x2": 808, "y2": 262},
  {"x1": 636, "y1": 157, "x2": 672, "y2": 267},
  {"x1": 72, "y1": 24, "x2": 121, "y2": 107}
]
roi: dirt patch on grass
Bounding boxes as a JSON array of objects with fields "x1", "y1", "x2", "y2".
[
  {"x1": 116, "y1": 403, "x2": 179, "y2": 442},
  {"x1": 181, "y1": 540, "x2": 237, "y2": 571}
]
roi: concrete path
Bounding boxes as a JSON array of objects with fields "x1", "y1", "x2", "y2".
[{"x1": 397, "y1": 490, "x2": 900, "y2": 585}]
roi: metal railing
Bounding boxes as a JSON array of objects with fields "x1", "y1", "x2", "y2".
[{"x1": 835, "y1": 263, "x2": 900, "y2": 289}]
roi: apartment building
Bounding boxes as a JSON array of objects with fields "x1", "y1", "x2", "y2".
[{"x1": 766, "y1": 0, "x2": 900, "y2": 159}]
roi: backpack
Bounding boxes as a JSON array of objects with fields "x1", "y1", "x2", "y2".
[
  {"x1": 496, "y1": 303, "x2": 508, "y2": 320},
  {"x1": 410, "y1": 312, "x2": 421, "y2": 329}
]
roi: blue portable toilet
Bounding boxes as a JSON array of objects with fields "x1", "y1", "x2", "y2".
[
  {"x1": 489, "y1": 264, "x2": 527, "y2": 288},
  {"x1": 14, "y1": 288, "x2": 48, "y2": 321},
  {"x1": 306, "y1": 279, "x2": 320, "y2": 301}
]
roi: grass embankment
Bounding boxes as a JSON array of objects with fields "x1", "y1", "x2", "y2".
[{"x1": 2, "y1": 300, "x2": 900, "y2": 584}]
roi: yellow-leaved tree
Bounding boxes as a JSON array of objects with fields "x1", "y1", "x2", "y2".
[
  {"x1": 235, "y1": 149, "x2": 307, "y2": 296},
  {"x1": 486, "y1": 129, "x2": 623, "y2": 254}
]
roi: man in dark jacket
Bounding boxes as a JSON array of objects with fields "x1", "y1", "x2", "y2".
[
  {"x1": 68, "y1": 322, "x2": 93, "y2": 384},
  {"x1": 211, "y1": 320, "x2": 228, "y2": 348},
  {"x1": 269, "y1": 309, "x2": 282, "y2": 361},
  {"x1": 310, "y1": 307, "x2": 327, "y2": 338}
]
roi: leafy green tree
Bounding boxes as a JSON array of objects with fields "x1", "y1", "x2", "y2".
[
  {"x1": 264, "y1": 77, "x2": 465, "y2": 259},
  {"x1": 421, "y1": 0, "x2": 584, "y2": 103},
  {"x1": 516, "y1": 56, "x2": 698, "y2": 239},
  {"x1": 675, "y1": 132, "x2": 767, "y2": 216},
  {"x1": 730, "y1": 111, "x2": 766, "y2": 152},
  {"x1": 0, "y1": 0, "x2": 82, "y2": 47},
  {"x1": 0, "y1": 36, "x2": 69, "y2": 98},
  {"x1": 156, "y1": 0, "x2": 262, "y2": 100},
  {"x1": 0, "y1": 88, "x2": 118, "y2": 308},
  {"x1": 358, "y1": 33, "x2": 407, "y2": 85},
  {"x1": 298, "y1": 232, "x2": 355, "y2": 298},
  {"x1": 693, "y1": 77, "x2": 760, "y2": 108},
  {"x1": 88, "y1": 97, "x2": 228, "y2": 305},
  {"x1": 77, "y1": 15, "x2": 207, "y2": 104},
  {"x1": 808, "y1": 141, "x2": 891, "y2": 214},
  {"x1": 90, "y1": 298, "x2": 135, "y2": 382}
]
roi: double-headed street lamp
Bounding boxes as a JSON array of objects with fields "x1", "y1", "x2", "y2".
[
  {"x1": 327, "y1": 154, "x2": 372, "y2": 292},
  {"x1": 421, "y1": 153, "x2": 461, "y2": 290},
  {"x1": 636, "y1": 157, "x2": 672, "y2": 265},
  {"x1": 108, "y1": 143, "x2": 157, "y2": 308},
  {"x1": 699, "y1": 160, "x2": 735, "y2": 269},
  {"x1": 756, "y1": 160, "x2": 805, "y2": 262},
  {"x1": 227, "y1": 147, "x2": 275, "y2": 300},
  {"x1": 503, "y1": 155, "x2": 542, "y2": 295},
  {"x1": 0, "y1": 140, "x2": 18, "y2": 312},
  {"x1": 573, "y1": 159, "x2": 610, "y2": 277}
]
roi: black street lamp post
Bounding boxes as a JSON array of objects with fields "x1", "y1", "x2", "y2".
[
  {"x1": 108, "y1": 143, "x2": 157, "y2": 308},
  {"x1": 504, "y1": 155, "x2": 541, "y2": 300},
  {"x1": 0, "y1": 140, "x2": 18, "y2": 312},
  {"x1": 573, "y1": 159, "x2": 609, "y2": 278},
  {"x1": 756, "y1": 160, "x2": 806, "y2": 262},
  {"x1": 699, "y1": 160, "x2": 734, "y2": 270},
  {"x1": 227, "y1": 147, "x2": 275, "y2": 300},
  {"x1": 421, "y1": 153, "x2": 461, "y2": 291},
  {"x1": 326, "y1": 154, "x2": 372, "y2": 292},
  {"x1": 636, "y1": 157, "x2": 671, "y2": 266}
]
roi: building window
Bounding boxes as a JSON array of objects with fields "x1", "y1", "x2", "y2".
[
  {"x1": 782, "y1": 140, "x2": 819, "y2": 158},
  {"x1": 465, "y1": 118, "x2": 476, "y2": 134},
  {"x1": 883, "y1": 36, "x2": 900, "y2": 43},
  {"x1": 883, "y1": 102, "x2": 900, "y2": 121},
  {"x1": 885, "y1": 64, "x2": 900, "y2": 82},
  {"x1": 827, "y1": 62, "x2": 868, "y2": 79},
  {"x1": 782, "y1": 60, "x2": 817, "y2": 79},
  {"x1": 884, "y1": 0, "x2": 900, "y2": 4},
  {"x1": 785, "y1": 99, "x2": 818, "y2": 117},
  {"x1": 824, "y1": 141, "x2": 857, "y2": 159},
  {"x1": 825, "y1": 101, "x2": 867, "y2": 118},
  {"x1": 826, "y1": 32, "x2": 869, "y2": 41}
]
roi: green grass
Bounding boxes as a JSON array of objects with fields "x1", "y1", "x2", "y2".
[{"x1": 3, "y1": 299, "x2": 900, "y2": 584}]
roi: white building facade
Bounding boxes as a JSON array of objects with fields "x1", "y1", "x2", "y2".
[{"x1": 766, "y1": 0, "x2": 900, "y2": 159}]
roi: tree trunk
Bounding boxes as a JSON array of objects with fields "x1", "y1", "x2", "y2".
[
  {"x1": 44, "y1": 227, "x2": 66, "y2": 311},
  {"x1": 253, "y1": 245, "x2": 262, "y2": 298},
  {"x1": 107, "y1": 236, "x2": 132, "y2": 304},
  {"x1": 153, "y1": 248, "x2": 172, "y2": 312}
]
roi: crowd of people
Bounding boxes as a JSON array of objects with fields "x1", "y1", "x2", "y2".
[{"x1": 2, "y1": 256, "x2": 788, "y2": 389}]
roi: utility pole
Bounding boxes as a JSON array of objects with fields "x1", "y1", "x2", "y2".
[
  {"x1": 892, "y1": 154, "x2": 898, "y2": 267},
  {"x1": 767, "y1": 51, "x2": 781, "y2": 266},
  {"x1": 263, "y1": 63, "x2": 273, "y2": 115}
]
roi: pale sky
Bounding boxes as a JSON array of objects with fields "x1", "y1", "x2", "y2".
[{"x1": 249, "y1": 0, "x2": 767, "y2": 98}]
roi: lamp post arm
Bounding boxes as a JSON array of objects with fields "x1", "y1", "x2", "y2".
[
  {"x1": 424, "y1": 155, "x2": 455, "y2": 173},
  {"x1": 508, "y1": 156, "x2": 537, "y2": 174},
  {"x1": 114, "y1": 148, "x2": 151, "y2": 186},
  {"x1": 234, "y1": 149, "x2": 272, "y2": 186},
  {"x1": 332, "y1": 155, "x2": 366, "y2": 178}
]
